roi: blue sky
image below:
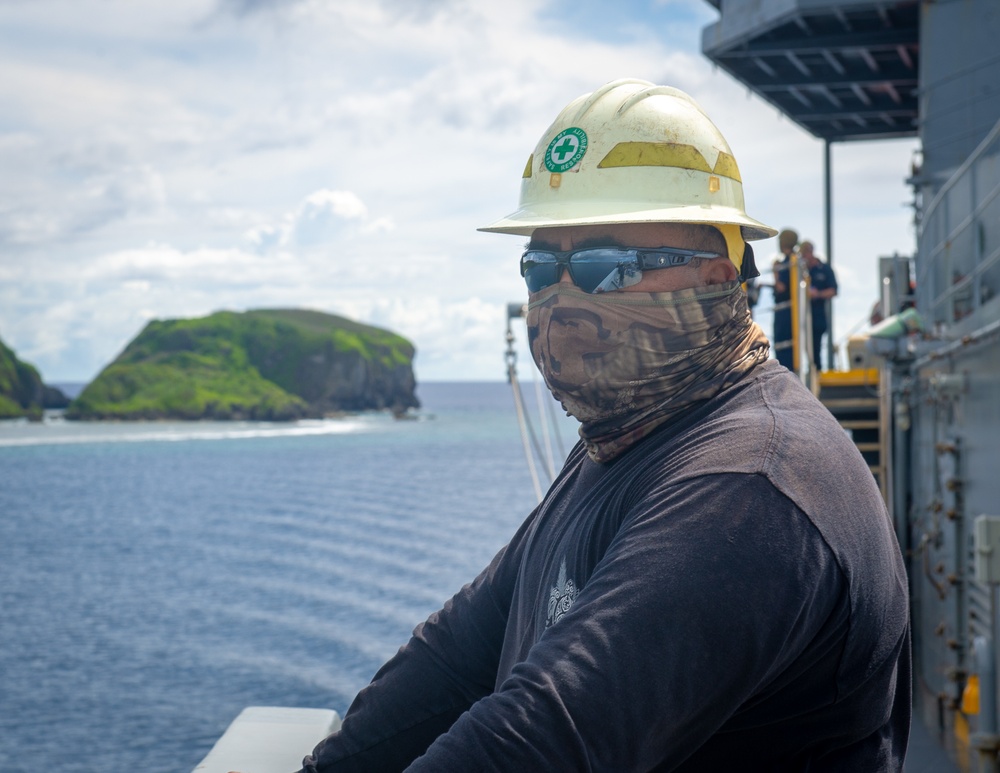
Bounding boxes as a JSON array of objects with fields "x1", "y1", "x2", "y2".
[{"x1": 0, "y1": 0, "x2": 917, "y2": 383}]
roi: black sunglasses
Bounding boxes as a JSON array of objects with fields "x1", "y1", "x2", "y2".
[{"x1": 520, "y1": 246, "x2": 724, "y2": 294}]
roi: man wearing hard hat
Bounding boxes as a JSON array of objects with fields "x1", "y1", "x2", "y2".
[{"x1": 301, "y1": 80, "x2": 910, "y2": 772}]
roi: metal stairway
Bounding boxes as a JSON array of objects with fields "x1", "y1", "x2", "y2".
[{"x1": 817, "y1": 369, "x2": 885, "y2": 498}]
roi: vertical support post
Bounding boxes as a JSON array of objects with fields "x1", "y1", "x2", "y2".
[
  {"x1": 824, "y1": 139, "x2": 835, "y2": 371},
  {"x1": 793, "y1": 257, "x2": 814, "y2": 390},
  {"x1": 978, "y1": 630, "x2": 997, "y2": 738},
  {"x1": 972, "y1": 516, "x2": 1000, "y2": 771},
  {"x1": 972, "y1": 612, "x2": 1000, "y2": 772},
  {"x1": 985, "y1": 589, "x2": 1000, "y2": 773}
]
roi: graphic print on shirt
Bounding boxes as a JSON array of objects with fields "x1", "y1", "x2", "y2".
[{"x1": 546, "y1": 558, "x2": 579, "y2": 627}]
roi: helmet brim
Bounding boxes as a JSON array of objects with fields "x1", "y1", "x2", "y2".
[{"x1": 478, "y1": 203, "x2": 778, "y2": 241}]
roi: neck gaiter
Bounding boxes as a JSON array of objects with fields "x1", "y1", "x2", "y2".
[{"x1": 526, "y1": 281, "x2": 770, "y2": 463}]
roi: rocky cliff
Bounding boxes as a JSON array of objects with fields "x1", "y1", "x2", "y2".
[
  {"x1": 0, "y1": 335, "x2": 69, "y2": 419},
  {"x1": 66, "y1": 308, "x2": 419, "y2": 420}
]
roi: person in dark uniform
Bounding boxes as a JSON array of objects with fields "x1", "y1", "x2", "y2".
[
  {"x1": 770, "y1": 228, "x2": 797, "y2": 371},
  {"x1": 801, "y1": 240, "x2": 838, "y2": 371}
]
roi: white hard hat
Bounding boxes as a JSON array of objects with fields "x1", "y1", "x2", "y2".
[{"x1": 479, "y1": 78, "x2": 777, "y2": 244}]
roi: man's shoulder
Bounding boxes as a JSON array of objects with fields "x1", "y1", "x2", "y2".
[
  {"x1": 751, "y1": 364, "x2": 874, "y2": 478},
  {"x1": 627, "y1": 363, "x2": 811, "y2": 478},
  {"x1": 712, "y1": 360, "x2": 837, "y2": 442},
  {"x1": 812, "y1": 262, "x2": 837, "y2": 282},
  {"x1": 622, "y1": 362, "x2": 867, "y2": 499},
  {"x1": 695, "y1": 363, "x2": 879, "y2": 506},
  {"x1": 746, "y1": 367, "x2": 892, "y2": 561}
]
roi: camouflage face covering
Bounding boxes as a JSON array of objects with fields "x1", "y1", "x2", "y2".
[{"x1": 526, "y1": 281, "x2": 770, "y2": 463}]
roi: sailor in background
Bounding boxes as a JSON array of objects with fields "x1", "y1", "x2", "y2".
[
  {"x1": 770, "y1": 228, "x2": 798, "y2": 371},
  {"x1": 800, "y1": 239, "x2": 839, "y2": 371},
  {"x1": 298, "y1": 79, "x2": 910, "y2": 773}
]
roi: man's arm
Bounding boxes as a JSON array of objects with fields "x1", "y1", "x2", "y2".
[
  {"x1": 299, "y1": 520, "x2": 529, "y2": 773},
  {"x1": 401, "y1": 474, "x2": 847, "y2": 771},
  {"x1": 809, "y1": 265, "x2": 838, "y2": 300}
]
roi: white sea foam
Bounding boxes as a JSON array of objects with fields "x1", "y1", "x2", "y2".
[{"x1": 0, "y1": 415, "x2": 387, "y2": 448}]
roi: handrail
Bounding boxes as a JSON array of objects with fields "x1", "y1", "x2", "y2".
[
  {"x1": 921, "y1": 115, "x2": 1000, "y2": 228},
  {"x1": 918, "y1": 113, "x2": 1000, "y2": 325}
]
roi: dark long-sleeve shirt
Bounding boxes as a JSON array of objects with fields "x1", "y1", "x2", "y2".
[{"x1": 302, "y1": 360, "x2": 910, "y2": 772}]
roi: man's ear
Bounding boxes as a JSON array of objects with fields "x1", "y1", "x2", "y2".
[{"x1": 703, "y1": 256, "x2": 739, "y2": 285}]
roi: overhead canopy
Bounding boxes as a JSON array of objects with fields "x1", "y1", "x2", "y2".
[{"x1": 701, "y1": 0, "x2": 919, "y2": 142}]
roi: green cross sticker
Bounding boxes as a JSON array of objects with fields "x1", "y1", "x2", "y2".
[{"x1": 545, "y1": 127, "x2": 588, "y2": 173}]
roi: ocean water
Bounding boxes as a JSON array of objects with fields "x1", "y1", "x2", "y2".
[{"x1": 0, "y1": 381, "x2": 578, "y2": 773}]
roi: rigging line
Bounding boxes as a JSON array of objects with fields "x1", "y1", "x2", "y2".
[
  {"x1": 505, "y1": 301, "x2": 555, "y2": 497},
  {"x1": 541, "y1": 372, "x2": 567, "y2": 461},
  {"x1": 508, "y1": 362, "x2": 544, "y2": 502},
  {"x1": 531, "y1": 360, "x2": 557, "y2": 480},
  {"x1": 517, "y1": 369, "x2": 554, "y2": 487}
]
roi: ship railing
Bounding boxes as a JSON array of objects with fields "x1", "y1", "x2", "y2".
[
  {"x1": 918, "y1": 115, "x2": 1000, "y2": 329},
  {"x1": 193, "y1": 706, "x2": 341, "y2": 773},
  {"x1": 752, "y1": 258, "x2": 818, "y2": 391}
]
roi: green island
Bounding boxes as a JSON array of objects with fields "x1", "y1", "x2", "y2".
[
  {"x1": 65, "y1": 308, "x2": 419, "y2": 421},
  {"x1": 0, "y1": 336, "x2": 69, "y2": 420}
]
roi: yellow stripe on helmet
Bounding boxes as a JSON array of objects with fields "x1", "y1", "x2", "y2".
[{"x1": 597, "y1": 142, "x2": 742, "y2": 182}]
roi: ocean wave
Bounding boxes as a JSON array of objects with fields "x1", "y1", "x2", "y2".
[{"x1": 0, "y1": 417, "x2": 386, "y2": 448}]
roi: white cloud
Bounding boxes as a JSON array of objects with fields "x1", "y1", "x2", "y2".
[
  {"x1": 292, "y1": 189, "x2": 368, "y2": 245},
  {"x1": 302, "y1": 189, "x2": 367, "y2": 220},
  {"x1": 244, "y1": 188, "x2": 391, "y2": 251},
  {"x1": 0, "y1": 0, "x2": 920, "y2": 384},
  {"x1": 361, "y1": 216, "x2": 396, "y2": 235},
  {"x1": 246, "y1": 223, "x2": 284, "y2": 251}
]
